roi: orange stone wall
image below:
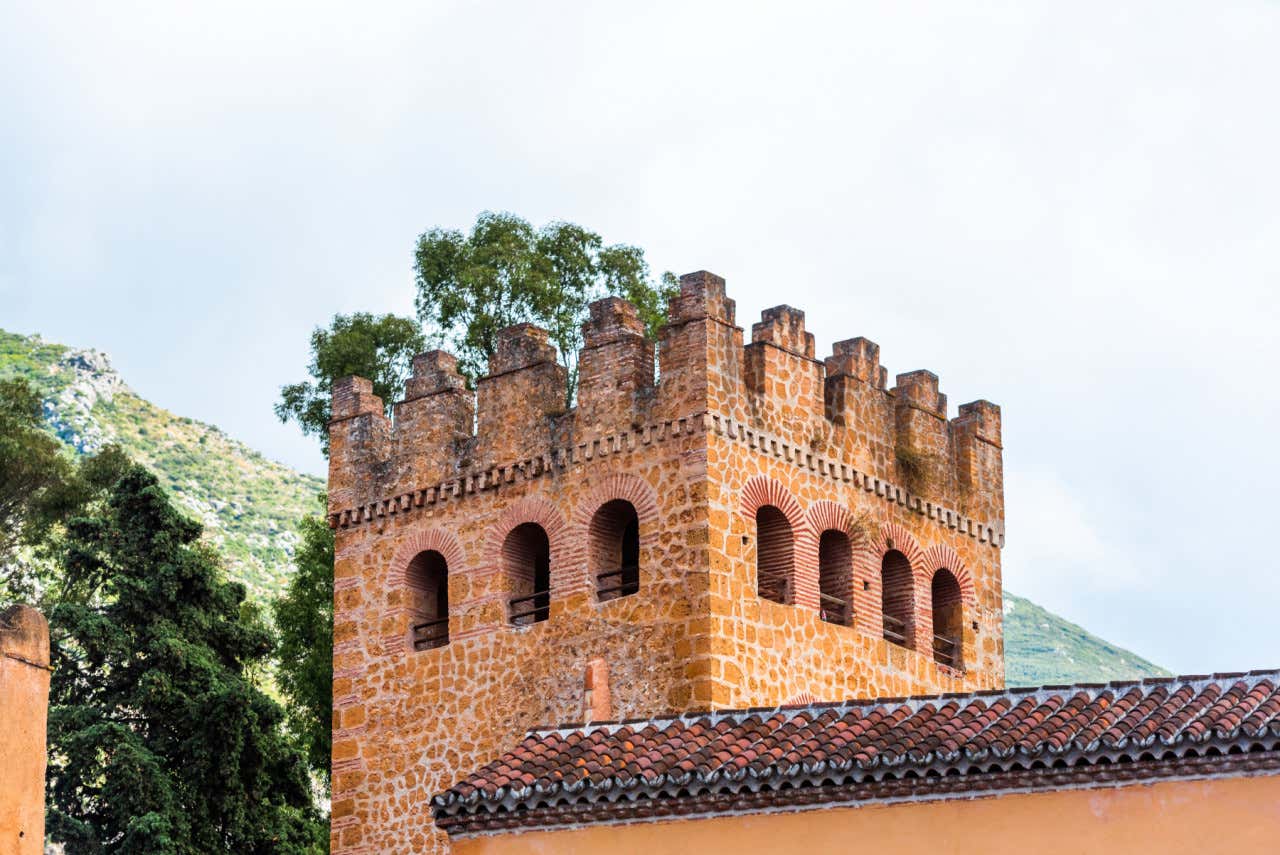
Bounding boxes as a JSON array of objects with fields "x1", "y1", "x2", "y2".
[
  {"x1": 696, "y1": 279, "x2": 1004, "y2": 705},
  {"x1": 327, "y1": 272, "x2": 1005, "y2": 853},
  {"x1": 0, "y1": 605, "x2": 51, "y2": 855}
]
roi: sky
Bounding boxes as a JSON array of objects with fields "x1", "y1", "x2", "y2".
[{"x1": 2, "y1": 2, "x2": 1278, "y2": 676}]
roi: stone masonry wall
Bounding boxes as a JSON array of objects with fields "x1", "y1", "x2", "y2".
[
  {"x1": 327, "y1": 272, "x2": 1004, "y2": 853},
  {"x1": 686, "y1": 274, "x2": 1004, "y2": 704}
]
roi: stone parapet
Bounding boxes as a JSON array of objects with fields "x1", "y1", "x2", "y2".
[
  {"x1": 576, "y1": 298, "x2": 654, "y2": 432},
  {"x1": 329, "y1": 272, "x2": 1003, "y2": 527}
]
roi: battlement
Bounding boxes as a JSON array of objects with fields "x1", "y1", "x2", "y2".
[
  {"x1": 894, "y1": 369, "x2": 945, "y2": 416},
  {"x1": 489, "y1": 323, "x2": 558, "y2": 374},
  {"x1": 666, "y1": 270, "x2": 736, "y2": 326},
  {"x1": 578, "y1": 297, "x2": 655, "y2": 432},
  {"x1": 752, "y1": 305, "x2": 815, "y2": 357},
  {"x1": 328, "y1": 271, "x2": 1003, "y2": 525},
  {"x1": 405, "y1": 350, "x2": 467, "y2": 398}
]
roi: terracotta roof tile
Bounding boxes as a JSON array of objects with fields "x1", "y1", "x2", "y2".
[{"x1": 434, "y1": 671, "x2": 1280, "y2": 835}]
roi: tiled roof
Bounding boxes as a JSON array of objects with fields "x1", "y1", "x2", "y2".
[{"x1": 433, "y1": 670, "x2": 1280, "y2": 835}]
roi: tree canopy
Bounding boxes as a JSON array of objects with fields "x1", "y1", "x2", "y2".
[
  {"x1": 0, "y1": 377, "x2": 70, "y2": 564},
  {"x1": 414, "y1": 211, "x2": 676, "y2": 401},
  {"x1": 278, "y1": 213, "x2": 675, "y2": 454},
  {"x1": 0, "y1": 379, "x2": 137, "y2": 604},
  {"x1": 272, "y1": 505, "x2": 335, "y2": 782},
  {"x1": 47, "y1": 465, "x2": 326, "y2": 854},
  {"x1": 275, "y1": 312, "x2": 425, "y2": 455}
]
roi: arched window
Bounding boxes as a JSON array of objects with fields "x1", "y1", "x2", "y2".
[
  {"x1": 590, "y1": 499, "x2": 640, "y2": 602},
  {"x1": 407, "y1": 550, "x2": 449, "y2": 650},
  {"x1": 817, "y1": 530, "x2": 852, "y2": 626},
  {"x1": 504, "y1": 522, "x2": 551, "y2": 626},
  {"x1": 755, "y1": 505, "x2": 794, "y2": 605},
  {"x1": 931, "y1": 568, "x2": 964, "y2": 669},
  {"x1": 881, "y1": 549, "x2": 914, "y2": 648}
]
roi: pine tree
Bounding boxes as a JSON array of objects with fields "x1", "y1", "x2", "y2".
[{"x1": 47, "y1": 466, "x2": 326, "y2": 854}]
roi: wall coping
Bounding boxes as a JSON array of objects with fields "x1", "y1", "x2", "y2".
[{"x1": 328, "y1": 412, "x2": 1004, "y2": 551}]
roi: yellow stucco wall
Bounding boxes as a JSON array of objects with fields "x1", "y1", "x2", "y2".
[{"x1": 452, "y1": 775, "x2": 1280, "y2": 855}]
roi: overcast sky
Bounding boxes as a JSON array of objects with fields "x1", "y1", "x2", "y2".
[{"x1": 3, "y1": 2, "x2": 1278, "y2": 676}]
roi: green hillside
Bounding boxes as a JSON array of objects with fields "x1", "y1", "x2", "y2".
[
  {"x1": 1003, "y1": 593, "x2": 1170, "y2": 686},
  {"x1": 1, "y1": 327, "x2": 1170, "y2": 684},
  {"x1": 1, "y1": 329, "x2": 324, "y2": 601}
]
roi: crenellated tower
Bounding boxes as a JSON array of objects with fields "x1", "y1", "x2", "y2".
[{"x1": 327, "y1": 272, "x2": 1005, "y2": 854}]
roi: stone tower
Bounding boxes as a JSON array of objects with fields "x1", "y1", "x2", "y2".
[{"x1": 327, "y1": 272, "x2": 1005, "y2": 853}]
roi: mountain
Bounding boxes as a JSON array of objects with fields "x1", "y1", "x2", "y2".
[
  {"x1": 1, "y1": 328, "x2": 1170, "y2": 685},
  {"x1": 1002, "y1": 594, "x2": 1168, "y2": 685},
  {"x1": 1, "y1": 329, "x2": 324, "y2": 602}
]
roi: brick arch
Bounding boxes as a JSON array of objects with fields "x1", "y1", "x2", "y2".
[
  {"x1": 921, "y1": 543, "x2": 976, "y2": 606},
  {"x1": 806, "y1": 501, "x2": 856, "y2": 625},
  {"x1": 740, "y1": 476, "x2": 818, "y2": 610},
  {"x1": 739, "y1": 475, "x2": 805, "y2": 529},
  {"x1": 574, "y1": 473, "x2": 660, "y2": 600},
  {"x1": 383, "y1": 526, "x2": 466, "y2": 655},
  {"x1": 485, "y1": 494, "x2": 576, "y2": 595},
  {"x1": 784, "y1": 690, "x2": 817, "y2": 706},
  {"x1": 871, "y1": 521, "x2": 927, "y2": 574},
  {"x1": 388, "y1": 527, "x2": 466, "y2": 587},
  {"x1": 854, "y1": 521, "x2": 928, "y2": 648},
  {"x1": 854, "y1": 522, "x2": 928, "y2": 588},
  {"x1": 486, "y1": 495, "x2": 572, "y2": 563},
  {"x1": 804, "y1": 499, "x2": 853, "y2": 537},
  {"x1": 572, "y1": 473, "x2": 660, "y2": 528}
]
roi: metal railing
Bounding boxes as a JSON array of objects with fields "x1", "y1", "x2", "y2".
[
  {"x1": 882, "y1": 613, "x2": 907, "y2": 646},
  {"x1": 509, "y1": 590, "x2": 551, "y2": 625},
  {"x1": 412, "y1": 616, "x2": 449, "y2": 650},
  {"x1": 933, "y1": 634, "x2": 961, "y2": 669},
  {"x1": 819, "y1": 592, "x2": 851, "y2": 626},
  {"x1": 596, "y1": 565, "x2": 640, "y2": 600}
]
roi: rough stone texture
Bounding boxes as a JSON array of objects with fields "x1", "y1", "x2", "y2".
[
  {"x1": 0, "y1": 605, "x2": 50, "y2": 855},
  {"x1": 327, "y1": 271, "x2": 1005, "y2": 853}
]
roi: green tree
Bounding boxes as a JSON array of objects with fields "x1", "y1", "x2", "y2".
[
  {"x1": 5, "y1": 443, "x2": 136, "y2": 606},
  {"x1": 47, "y1": 465, "x2": 326, "y2": 854},
  {"x1": 0, "y1": 380, "x2": 130, "y2": 605},
  {"x1": 0, "y1": 378, "x2": 70, "y2": 566},
  {"x1": 414, "y1": 211, "x2": 676, "y2": 400},
  {"x1": 275, "y1": 313, "x2": 425, "y2": 455},
  {"x1": 272, "y1": 505, "x2": 334, "y2": 781}
]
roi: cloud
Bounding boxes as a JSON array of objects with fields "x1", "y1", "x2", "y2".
[
  {"x1": 1004, "y1": 468, "x2": 1145, "y2": 592},
  {"x1": 2, "y1": 1, "x2": 1279, "y2": 673}
]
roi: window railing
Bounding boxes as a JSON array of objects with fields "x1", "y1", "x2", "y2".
[
  {"x1": 819, "y1": 592, "x2": 851, "y2": 626},
  {"x1": 933, "y1": 633, "x2": 961, "y2": 669},
  {"x1": 596, "y1": 565, "x2": 639, "y2": 600},
  {"x1": 412, "y1": 616, "x2": 449, "y2": 651},
  {"x1": 882, "y1": 613, "x2": 907, "y2": 646},
  {"x1": 509, "y1": 590, "x2": 550, "y2": 625}
]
